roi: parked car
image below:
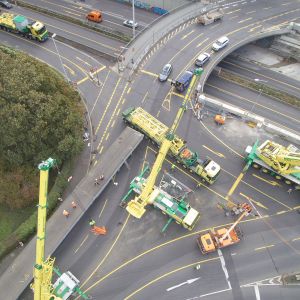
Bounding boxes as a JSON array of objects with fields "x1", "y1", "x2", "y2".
[
  {"x1": 0, "y1": 0, "x2": 13, "y2": 8},
  {"x1": 212, "y1": 36, "x2": 229, "y2": 51},
  {"x1": 123, "y1": 19, "x2": 138, "y2": 28},
  {"x1": 159, "y1": 63, "x2": 173, "y2": 82},
  {"x1": 195, "y1": 52, "x2": 210, "y2": 67}
]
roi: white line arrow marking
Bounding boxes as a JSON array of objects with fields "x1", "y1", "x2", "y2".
[{"x1": 166, "y1": 277, "x2": 201, "y2": 291}]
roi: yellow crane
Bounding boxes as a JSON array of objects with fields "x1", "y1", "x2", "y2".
[
  {"x1": 33, "y1": 158, "x2": 56, "y2": 300},
  {"x1": 126, "y1": 68, "x2": 203, "y2": 219}
]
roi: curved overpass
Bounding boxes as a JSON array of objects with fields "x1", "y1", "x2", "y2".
[{"x1": 200, "y1": 27, "x2": 292, "y2": 91}]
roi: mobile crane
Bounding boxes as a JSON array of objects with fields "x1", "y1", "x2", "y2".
[
  {"x1": 245, "y1": 140, "x2": 300, "y2": 187},
  {"x1": 126, "y1": 68, "x2": 203, "y2": 220},
  {"x1": 197, "y1": 203, "x2": 252, "y2": 254},
  {"x1": 32, "y1": 158, "x2": 87, "y2": 300}
]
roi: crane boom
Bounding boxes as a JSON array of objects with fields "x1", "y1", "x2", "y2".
[
  {"x1": 126, "y1": 69, "x2": 202, "y2": 219},
  {"x1": 33, "y1": 158, "x2": 56, "y2": 300}
]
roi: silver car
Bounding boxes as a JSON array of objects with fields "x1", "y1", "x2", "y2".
[
  {"x1": 123, "y1": 20, "x2": 138, "y2": 28},
  {"x1": 159, "y1": 63, "x2": 173, "y2": 82}
]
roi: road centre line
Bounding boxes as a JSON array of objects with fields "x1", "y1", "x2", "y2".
[
  {"x1": 206, "y1": 83, "x2": 300, "y2": 125},
  {"x1": 238, "y1": 17, "x2": 253, "y2": 23},
  {"x1": 225, "y1": 9, "x2": 241, "y2": 14},
  {"x1": 64, "y1": 10, "x2": 82, "y2": 17},
  {"x1": 181, "y1": 30, "x2": 195, "y2": 40},
  {"x1": 202, "y1": 145, "x2": 225, "y2": 158},
  {"x1": 123, "y1": 258, "x2": 219, "y2": 300},
  {"x1": 83, "y1": 208, "x2": 295, "y2": 295},
  {"x1": 96, "y1": 81, "x2": 128, "y2": 151},
  {"x1": 246, "y1": 10, "x2": 256, "y2": 14},
  {"x1": 79, "y1": 214, "x2": 130, "y2": 290},
  {"x1": 196, "y1": 37, "x2": 209, "y2": 48},
  {"x1": 141, "y1": 91, "x2": 149, "y2": 104},
  {"x1": 74, "y1": 234, "x2": 89, "y2": 254},
  {"x1": 226, "y1": 172, "x2": 244, "y2": 199},
  {"x1": 200, "y1": 121, "x2": 243, "y2": 158},
  {"x1": 255, "y1": 245, "x2": 274, "y2": 251},
  {"x1": 98, "y1": 199, "x2": 108, "y2": 220},
  {"x1": 40, "y1": 0, "x2": 87, "y2": 13},
  {"x1": 95, "y1": 77, "x2": 121, "y2": 135},
  {"x1": 221, "y1": 60, "x2": 300, "y2": 92}
]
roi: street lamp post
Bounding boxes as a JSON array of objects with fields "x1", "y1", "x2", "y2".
[
  {"x1": 132, "y1": 0, "x2": 135, "y2": 38},
  {"x1": 52, "y1": 33, "x2": 69, "y2": 81},
  {"x1": 250, "y1": 78, "x2": 268, "y2": 113}
]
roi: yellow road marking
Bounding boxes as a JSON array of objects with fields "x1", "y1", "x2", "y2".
[
  {"x1": 124, "y1": 257, "x2": 219, "y2": 299},
  {"x1": 76, "y1": 56, "x2": 92, "y2": 67},
  {"x1": 252, "y1": 174, "x2": 282, "y2": 187},
  {"x1": 206, "y1": 83, "x2": 300, "y2": 125},
  {"x1": 63, "y1": 64, "x2": 75, "y2": 75},
  {"x1": 41, "y1": 0, "x2": 84, "y2": 13},
  {"x1": 141, "y1": 91, "x2": 149, "y2": 104},
  {"x1": 99, "y1": 146, "x2": 104, "y2": 154},
  {"x1": 156, "y1": 110, "x2": 161, "y2": 117},
  {"x1": 127, "y1": 87, "x2": 132, "y2": 94},
  {"x1": 263, "y1": 7, "x2": 272, "y2": 10},
  {"x1": 171, "y1": 92, "x2": 185, "y2": 98},
  {"x1": 292, "y1": 237, "x2": 300, "y2": 242},
  {"x1": 110, "y1": 120, "x2": 116, "y2": 128},
  {"x1": 196, "y1": 37, "x2": 209, "y2": 48},
  {"x1": 240, "y1": 193, "x2": 268, "y2": 210},
  {"x1": 226, "y1": 173, "x2": 244, "y2": 200},
  {"x1": 282, "y1": 2, "x2": 292, "y2": 5},
  {"x1": 246, "y1": 10, "x2": 256, "y2": 14},
  {"x1": 248, "y1": 24, "x2": 263, "y2": 32},
  {"x1": 225, "y1": 9, "x2": 241, "y2": 15},
  {"x1": 200, "y1": 121, "x2": 243, "y2": 158},
  {"x1": 293, "y1": 206, "x2": 300, "y2": 210},
  {"x1": 98, "y1": 199, "x2": 108, "y2": 220},
  {"x1": 140, "y1": 69, "x2": 158, "y2": 78},
  {"x1": 181, "y1": 30, "x2": 195, "y2": 40},
  {"x1": 105, "y1": 132, "x2": 110, "y2": 141},
  {"x1": 162, "y1": 91, "x2": 172, "y2": 111},
  {"x1": 276, "y1": 210, "x2": 286, "y2": 215},
  {"x1": 74, "y1": 234, "x2": 89, "y2": 254},
  {"x1": 238, "y1": 17, "x2": 252, "y2": 23},
  {"x1": 96, "y1": 81, "x2": 128, "y2": 151},
  {"x1": 83, "y1": 210, "x2": 283, "y2": 295},
  {"x1": 95, "y1": 77, "x2": 121, "y2": 135},
  {"x1": 255, "y1": 245, "x2": 274, "y2": 251},
  {"x1": 77, "y1": 66, "x2": 106, "y2": 85},
  {"x1": 80, "y1": 214, "x2": 130, "y2": 289},
  {"x1": 202, "y1": 145, "x2": 225, "y2": 158}
]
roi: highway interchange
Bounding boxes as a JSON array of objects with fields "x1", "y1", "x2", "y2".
[{"x1": 1, "y1": 0, "x2": 300, "y2": 299}]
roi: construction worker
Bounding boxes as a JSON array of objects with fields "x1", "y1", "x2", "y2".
[
  {"x1": 171, "y1": 164, "x2": 176, "y2": 172},
  {"x1": 94, "y1": 178, "x2": 100, "y2": 185},
  {"x1": 89, "y1": 218, "x2": 96, "y2": 228},
  {"x1": 287, "y1": 188, "x2": 293, "y2": 194},
  {"x1": 99, "y1": 174, "x2": 104, "y2": 180},
  {"x1": 71, "y1": 201, "x2": 77, "y2": 208},
  {"x1": 63, "y1": 210, "x2": 70, "y2": 218}
]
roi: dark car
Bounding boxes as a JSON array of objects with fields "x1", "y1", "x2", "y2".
[
  {"x1": 158, "y1": 63, "x2": 172, "y2": 82},
  {"x1": 0, "y1": 0, "x2": 13, "y2": 8}
]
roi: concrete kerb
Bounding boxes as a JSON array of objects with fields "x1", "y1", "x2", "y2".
[
  {"x1": 115, "y1": 2, "x2": 219, "y2": 76},
  {"x1": 200, "y1": 27, "x2": 292, "y2": 92}
]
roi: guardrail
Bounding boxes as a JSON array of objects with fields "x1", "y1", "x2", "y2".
[{"x1": 198, "y1": 94, "x2": 300, "y2": 145}]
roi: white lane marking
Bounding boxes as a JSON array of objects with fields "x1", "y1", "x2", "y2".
[
  {"x1": 218, "y1": 249, "x2": 231, "y2": 288},
  {"x1": 166, "y1": 277, "x2": 200, "y2": 291},
  {"x1": 102, "y1": 11, "x2": 124, "y2": 19},
  {"x1": 254, "y1": 284, "x2": 261, "y2": 300}
]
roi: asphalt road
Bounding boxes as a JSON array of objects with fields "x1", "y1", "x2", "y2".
[{"x1": 2, "y1": 0, "x2": 300, "y2": 299}]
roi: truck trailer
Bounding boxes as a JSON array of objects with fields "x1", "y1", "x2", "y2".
[
  {"x1": 0, "y1": 12, "x2": 48, "y2": 42},
  {"x1": 123, "y1": 107, "x2": 221, "y2": 184}
]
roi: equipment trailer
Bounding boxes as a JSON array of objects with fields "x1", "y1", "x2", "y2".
[
  {"x1": 0, "y1": 12, "x2": 48, "y2": 42},
  {"x1": 245, "y1": 140, "x2": 300, "y2": 188}
]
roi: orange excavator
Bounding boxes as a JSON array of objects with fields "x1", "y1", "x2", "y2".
[{"x1": 197, "y1": 203, "x2": 252, "y2": 254}]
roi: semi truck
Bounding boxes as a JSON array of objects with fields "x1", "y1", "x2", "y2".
[
  {"x1": 123, "y1": 107, "x2": 221, "y2": 184},
  {"x1": 0, "y1": 12, "x2": 48, "y2": 42},
  {"x1": 245, "y1": 140, "x2": 300, "y2": 188},
  {"x1": 197, "y1": 9, "x2": 223, "y2": 26}
]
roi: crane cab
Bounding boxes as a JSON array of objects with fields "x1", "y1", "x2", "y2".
[{"x1": 86, "y1": 10, "x2": 102, "y2": 23}]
